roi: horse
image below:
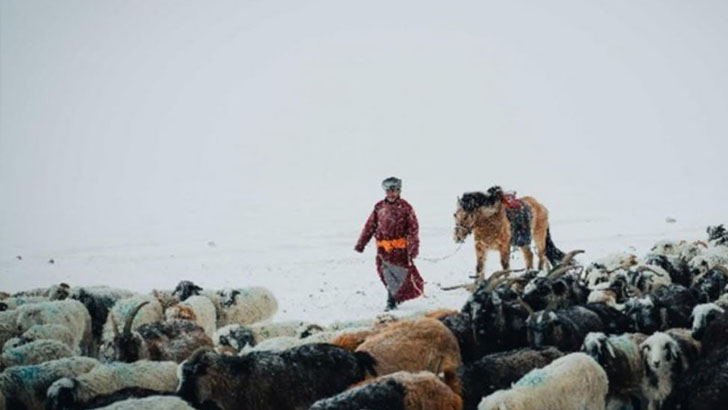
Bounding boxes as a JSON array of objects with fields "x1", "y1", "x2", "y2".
[{"x1": 453, "y1": 186, "x2": 565, "y2": 280}]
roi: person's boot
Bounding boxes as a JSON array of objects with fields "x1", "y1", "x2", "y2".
[{"x1": 385, "y1": 294, "x2": 398, "y2": 311}]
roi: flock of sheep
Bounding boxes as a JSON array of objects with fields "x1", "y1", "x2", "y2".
[{"x1": 1, "y1": 224, "x2": 728, "y2": 410}]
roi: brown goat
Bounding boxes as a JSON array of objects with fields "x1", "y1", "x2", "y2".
[
  {"x1": 355, "y1": 317, "x2": 462, "y2": 395},
  {"x1": 454, "y1": 186, "x2": 563, "y2": 280}
]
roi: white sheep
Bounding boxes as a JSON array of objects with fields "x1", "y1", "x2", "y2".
[
  {"x1": 639, "y1": 330, "x2": 700, "y2": 410},
  {"x1": 15, "y1": 299, "x2": 92, "y2": 355},
  {"x1": 477, "y1": 352, "x2": 608, "y2": 410},
  {"x1": 165, "y1": 295, "x2": 217, "y2": 338},
  {"x1": 0, "y1": 339, "x2": 74, "y2": 370},
  {"x1": 688, "y1": 246, "x2": 728, "y2": 276},
  {"x1": 217, "y1": 287, "x2": 278, "y2": 326},
  {"x1": 0, "y1": 309, "x2": 21, "y2": 349},
  {"x1": 3, "y1": 323, "x2": 76, "y2": 352},
  {"x1": 0, "y1": 356, "x2": 99, "y2": 410},
  {"x1": 102, "y1": 294, "x2": 164, "y2": 342},
  {"x1": 46, "y1": 360, "x2": 179, "y2": 410},
  {"x1": 90, "y1": 396, "x2": 196, "y2": 410}
]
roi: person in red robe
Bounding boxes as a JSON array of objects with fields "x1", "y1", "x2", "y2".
[{"x1": 355, "y1": 177, "x2": 424, "y2": 310}]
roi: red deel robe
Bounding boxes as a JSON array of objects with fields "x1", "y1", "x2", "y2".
[{"x1": 355, "y1": 198, "x2": 424, "y2": 302}]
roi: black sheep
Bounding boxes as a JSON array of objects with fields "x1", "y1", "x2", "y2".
[
  {"x1": 177, "y1": 343, "x2": 377, "y2": 410},
  {"x1": 457, "y1": 347, "x2": 564, "y2": 410}
]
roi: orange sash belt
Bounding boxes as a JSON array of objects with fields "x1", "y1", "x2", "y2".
[{"x1": 377, "y1": 238, "x2": 407, "y2": 252}]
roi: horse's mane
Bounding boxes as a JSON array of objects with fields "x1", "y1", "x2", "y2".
[{"x1": 460, "y1": 186, "x2": 503, "y2": 212}]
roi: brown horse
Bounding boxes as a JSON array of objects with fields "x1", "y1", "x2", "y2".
[{"x1": 453, "y1": 186, "x2": 565, "y2": 280}]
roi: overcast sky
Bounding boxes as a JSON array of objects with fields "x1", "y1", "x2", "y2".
[{"x1": 2, "y1": 0, "x2": 727, "y2": 253}]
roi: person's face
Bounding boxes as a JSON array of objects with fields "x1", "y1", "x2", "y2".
[{"x1": 385, "y1": 188, "x2": 400, "y2": 202}]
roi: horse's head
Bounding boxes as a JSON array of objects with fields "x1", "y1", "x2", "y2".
[
  {"x1": 453, "y1": 189, "x2": 503, "y2": 243},
  {"x1": 453, "y1": 200, "x2": 475, "y2": 243}
]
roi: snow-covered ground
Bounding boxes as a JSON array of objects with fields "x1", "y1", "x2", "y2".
[{"x1": 2, "y1": 1, "x2": 727, "y2": 326}]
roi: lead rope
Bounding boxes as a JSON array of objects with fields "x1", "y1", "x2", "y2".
[{"x1": 418, "y1": 242, "x2": 464, "y2": 263}]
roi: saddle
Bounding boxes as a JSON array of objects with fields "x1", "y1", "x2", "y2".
[{"x1": 502, "y1": 191, "x2": 522, "y2": 210}]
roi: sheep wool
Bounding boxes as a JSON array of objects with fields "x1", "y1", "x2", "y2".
[
  {"x1": 0, "y1": 339, "x2": 73, "y2": 370},
  {"x1": 15, "y1": 299, "x2": 92, "y2": 354},
  {"x1": 0, "y1": 356, "x2": 99, "y2": 410},
  {"x1": 89, "y1": 396, "x2": 197, "y2": 410},
  {"x1": 478, "y1": 353, "x2": 608, "y2": 410}
]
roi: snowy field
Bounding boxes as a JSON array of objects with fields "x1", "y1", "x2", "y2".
[{"x1": 1, "y1": 0, "x2": 727, "y2": 327}]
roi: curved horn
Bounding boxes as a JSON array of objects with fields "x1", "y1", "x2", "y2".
[
  {"x1": 517, "y1": 298, "x2": 535, "y2": 317},
  {"x1": 123, "y1": 301, "x2": 150, "y2": 338},
  {"x1": 560, "y1": 249, "x2": 585, "y2": 267},
  {"x1": 547, "y1": 265, "x2": 572, "y2": 280},
  {"x1": 712, "y1": 264, "x2": 728, "y2": 279},
  {"x1": 637, "y1": 265, "x2": 665, "y2": 277},
  {"x1": 110, "y1": 314, "x2": 120, "y2": 339},
  {"x1": 485, "y1": 270, "x2": 515, "y2": 291}
]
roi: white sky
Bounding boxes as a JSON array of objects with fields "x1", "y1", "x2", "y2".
[{"x1": 2, "y1": 0, "x2": 727, "y2": 255}]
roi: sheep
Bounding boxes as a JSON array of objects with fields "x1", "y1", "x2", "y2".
[
  {"x1": 309, "y1": 370, "x2": 463, "y2": 410},
  {"x1": 690, "y1": 265, "x2": 728, "y2": 302},
  {"x1": 691, "y1": 306, "x2": 728, "y2": 356},
  {"x1": 582, "y1": 332, "x2": 647, "y2": 410},
  {"x1": 0, "y1": 295, "x2": 50, "y2": 311},
  {"x1": 690, "y1": 302, "x2": 725, "y2": 340},
  {"x1": 355, "y1": 317, "x2": 462, "y2": 394},
  {"x1": 477, "y1": 352, "x2": 608, "y2": 410},
  {"x1": 99, "y1": 302, "x2": 213, "y2": 363},
  {"x1": 101, "y1": 294, "x2": 164, "y2": 343},
  {"x1": 215, "y1": 320, "x2": 360, "y2": 353},
  {"x1": 3, "y1": 323, "x2": 76, "y2": 352},
  {"x1": 457, "y1": 346, "x2": 564, "y2": 410},
  {"x1": 688, "y1": 246, "x2": 728, "y2": 276},
  {"x1": 0, "y1": 309, "x2": 21, "y2": 348},
  {"x1": 69, "y1": 286, "x2": 134, "y2": 348},
  {"x1": 582, "y1": 302, "x2": 634, "y2": 335},
  {"x1": 46, "y1": 360, "x2": 179, "y2": 410},
  {"x1": 661, "y1": 344, "x2": 728, "y2": 410},
  {"x1": 12, "y1": 283, "x2": 70, "y2": 300},
  {"x1": 707, "y1": 224, "x2": 728, "y2": 246},
  {"x1": 15, "y1": 299, "x2": 93, "y2": 355},
  {"x1": 639, "y1": 330, "x2": 701, "y2": 410},
  {"x1": 89, "y1": 396, "x2": 196, "y2": 410},
  {"x1": 0, "y1": 339, "x2": 73, "y2": 370},
  {"x1": 165, "y1": 295, "x2": 217, "y2": 338},
  {"x1": 216, "y1": 287, "x2": 278, "y2": 326},
  {"x1": 643, "y1": 253, "x2": 693, "y2": 288},
  {"x1": 524, "y1": 305, "x2": 604, "y2": 352},
  {"x1": 176, "y1": 344, "x2": 377, "y2": 410},
  {"x1": 0, "y1": 356, "x2": 98, "y2": 410}
]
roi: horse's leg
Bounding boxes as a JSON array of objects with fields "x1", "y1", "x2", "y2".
[
  {"x1": 499, "y1": 244, "x2": 510, "y2": 270},
  {"x1": 533, "y1": 217, "x2": 548, "y2": 270},
  {"x1": 521, "y1": 246, "x2": 534, "y2": 270},
  {"x1": 475, "y1": 241, "x2": 487, "y2": 282}
]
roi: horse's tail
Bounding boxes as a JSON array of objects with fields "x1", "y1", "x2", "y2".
[{"x1": 545, "y1": 228, "x2": 565, "y2": 266}]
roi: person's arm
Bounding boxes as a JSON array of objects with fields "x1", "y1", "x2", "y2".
[
  {"x1": 406, "y1": 206, "x2": 419, "y2": 259},
  {"x1": 355, "y1": 207, "x2": 377, "y2": 252}
]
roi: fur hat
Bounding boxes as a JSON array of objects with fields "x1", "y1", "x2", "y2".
[{"x1": 381, "y1": 177, "x2": 402, "y2": 191}]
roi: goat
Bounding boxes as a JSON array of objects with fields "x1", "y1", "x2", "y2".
[
  {"x1": 99, "y1": 301, "x2": 212, "y2": 363},
  {"x1": 524, "y1": 304, "x2": 604, "y2": 352},
  {"x1": 176, "y1": 344, "x2": 376, "y2": 410}
]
